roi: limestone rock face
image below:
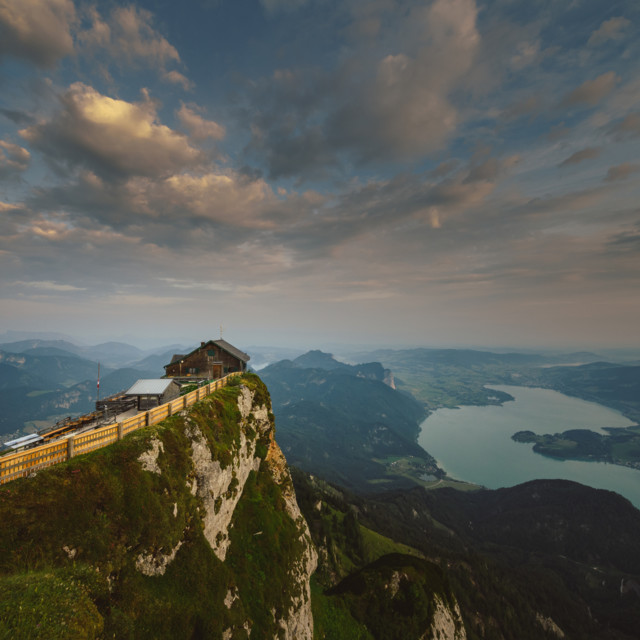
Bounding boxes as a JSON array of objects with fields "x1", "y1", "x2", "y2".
[
  {"x1": 536, "y1": 612, "x2": 565, "y2": 638},
  {"x1": 180, "y1": 383, "x2": 317, "y2": 638},
  {"x1": 135, "y1": 540, "x2": 183, "y2": 577},
  {"x1": 0, "y1": 375, "x2": 319, "y2": 639},
  {"x1": 137, "y1": 437, "x2": 164, "y2": 474},
  {"x1": 425, "y1": 596, "x2": 467, "y2": 640},
  {"x1": 266, "y1": 438, "x2": 318, "y2": 640},
  {"x1": 141, "y1": 380, "x2": 317, "y2": 638},
  {"x1": 185, "y1": 413, "x2": 260, "y2": 561}
]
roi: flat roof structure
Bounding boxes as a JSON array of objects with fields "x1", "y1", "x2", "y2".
[
  {"x1": 125, "y1": 379, "x2": 181, "y2": 411},
  {"x1": 126, "y1": 379, "x2": 176, "y2": 396}
]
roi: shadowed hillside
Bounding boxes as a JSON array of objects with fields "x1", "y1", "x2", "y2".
[
  {"x1": 259, "y1": 352, "x2": 441, "y2": 491},
  {"x1": 293, "y1": 470, "x2": 640, "y2": 640}
]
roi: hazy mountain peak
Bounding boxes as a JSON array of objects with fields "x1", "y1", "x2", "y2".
[{"x1": 292, "y1": 350, "x2": 348, "y2": 370}]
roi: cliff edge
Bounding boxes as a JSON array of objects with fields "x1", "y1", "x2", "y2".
[{"x1": 0, "y1": 374, "x2": 316, "y2": 639}]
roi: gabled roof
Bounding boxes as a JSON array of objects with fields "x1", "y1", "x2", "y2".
[
  {"x1": 164, "y1": 339, "x2": 250, "y2": 369},
  {"x1": 212, "y1": 339, "x2": 250, "y2": 363},
  {"x1": 126, "y1": 379, "x2": 177, "y2": 396}
]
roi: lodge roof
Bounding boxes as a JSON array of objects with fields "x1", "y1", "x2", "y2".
[
  {"x1": 165, "y1": 339, "x2": 250, "y2": 369},
  {"x1": 213, "y1": 339, "x2": 250, "y2": 363}
]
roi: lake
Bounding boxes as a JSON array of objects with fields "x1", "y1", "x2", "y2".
[{"x1": 418, "y1": 385, "x2": 640, "y2": 508}]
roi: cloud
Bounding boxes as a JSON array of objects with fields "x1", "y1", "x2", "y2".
[
  {"x1": 561, "y1": 71, "x2": 619, "y2": 107},
  {"x1": 559, "y1": 147, "x2": 601, "y2": 167},
  {"x1": 26, "y1": 164, "x2": 284, "y2": 246},
  {"x1": 0, "y1": 0, "x2": 76, "y2": 67},
  {"x1": 604, "y1": 163, "x2": 640, "y2": 182},
  {"x1": 246, "y1": 0, "x2": 481, "y2": 179},
  {"x1": 608, "y1": 112, "x2": 640, "y2": 140},
  {"x1": 177, "y1": 104, "x2": 225, "y2": 141},
  {"x1": 608, "y1": 226, "x2": 640, "y2": 253},
  {"x1": 430, "y1": 160, "x2": 459, "y2": 178},
  {"x1": 163, "y1": 71, "x2": 194, "y2": 91},
  {"x1": 0, "y1": 199, "x2": 24, "y2": 214},
  {"x1": 23, "y1": 149, "x2": 515, "y2": 267},
  {"x1": 587, "y1": 17, "x2": 632, "y2": 46},
  {"x1": 0, "y1": 140, "x2": 30, "y2": 177},
  {"x1": 13, "y1": 280, "x2": 86, "y2": 292},
  {"x1": 1, "y1": 175, "x2": 296, "y2": 303},
  {"x1": 277, "y1": 153, "x2": 515, "y2": 255},
  {"x1": 0, "y1": 108, "x2": 36, "y2": 126},
  {"x1": 144, "y1": 172, "x2": 277, "y2": 228},
  {"x1": 161, "y1": 277, "x2": 278, "y2": 297},
  {"x1": 79, "y1": 5, "x2": 182, "y2": 73},
  {"x1": 333, "y1": 0, "x2": 480, "y2": 159},
  {"x1": 20, "y1": 83, "x2": 203, "y2": 181},
  {"x1": 510, "y1": 40, "x2": 541, "y2": 70}
]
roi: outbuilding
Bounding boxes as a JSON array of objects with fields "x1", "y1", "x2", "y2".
[{"x1": 125, "y1": 379, "x2": 181, "y2": 411}]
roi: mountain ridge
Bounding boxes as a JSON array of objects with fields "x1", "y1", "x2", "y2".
[{"x1": 0, "y1": 374, "x2": 318, "y2": 639}]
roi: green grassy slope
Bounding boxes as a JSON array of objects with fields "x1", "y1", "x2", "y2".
[{"x1": 0, "y1": 375, "x2": 306, "y2": 640}]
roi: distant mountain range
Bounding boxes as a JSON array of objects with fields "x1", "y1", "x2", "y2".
[
  {"x1": 0, "y1": 330, "x2": 87, "y2": 344},
  {"x1": 0, "y1": 360, "x2": 160, "y2": 438},
  {"x1": 524, "y1": 361, "x2": 640, "y2": 422},
  {"x1": 0, "y1": 337, "x2": 190, "y2": 369},
  {"x1": 0, "y1": 340, "x2": 185, "y2": 439},
  {"x1": 343, "y1": 347, "x2": 640, "y2": 421}
]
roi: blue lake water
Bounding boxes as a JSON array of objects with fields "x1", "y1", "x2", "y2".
[{"x1": 418, "y1": 385, "x2": 640, "y2": 508}]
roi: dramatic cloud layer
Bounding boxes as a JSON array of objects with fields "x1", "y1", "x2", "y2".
[
  {"x1": 588, "y1": 17, "x2": 631, "y2": 46},
  {"x1": 561, "y1": 72, "x2": 619, "y2": 107},
  {"x1": 0, "y1": 0, "x2": 76, "y2": 67},
  {"x1": 80, "y1": 5, "x2": 180, "y2": 68},
  {"x1": 20, "y1": 83, "x2": 203, "y2": 179},
  {"x1": 0, "y1": 140, "x2": 30, "y2": 177},
  {"x1": 1, "y1": 0, "x2": 639, "y2": 348},
  {"x1": 177, "y1": 104, "x2": 225, "y2": 141}
]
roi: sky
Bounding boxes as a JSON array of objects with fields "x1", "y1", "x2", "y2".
[{"x1": 0, "y1": 0, "x2": 639, "y2": 350}]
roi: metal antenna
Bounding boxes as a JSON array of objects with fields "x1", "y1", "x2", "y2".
[{"x1": 220, "y1": 324, "x2": 224, "y2": 339}]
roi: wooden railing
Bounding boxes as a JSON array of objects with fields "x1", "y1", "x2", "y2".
[{"x1": 0, "y1": 373, "x2": 241, "y2": 485}]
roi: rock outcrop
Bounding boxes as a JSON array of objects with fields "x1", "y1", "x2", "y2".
[
  {"x1": 0, "y1": 374, "x2": 317, "y2": 639},
  {"x1": 426, "y1": 596, "x2": 467, "y2": 640}
]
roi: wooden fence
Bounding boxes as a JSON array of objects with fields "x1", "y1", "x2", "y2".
[{"x1": 0, "y1": 373, "x2": 241, "y2": 486}]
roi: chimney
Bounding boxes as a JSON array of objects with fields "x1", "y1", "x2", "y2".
[{"x1": 201, "y1": 342, "x2": 205, "y2": 347}]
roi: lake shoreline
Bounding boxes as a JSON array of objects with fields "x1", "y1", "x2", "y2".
[
  {"x1": 417, "y1": 385, "x2": 640, "y2": 508},
  {"x1": 511, "y1": 426, "x2": 640, "y2": 471}
]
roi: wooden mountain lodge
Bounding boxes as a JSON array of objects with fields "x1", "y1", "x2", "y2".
[{"x1": 164, "y1": 339, "x2": 250, "y2": 381}]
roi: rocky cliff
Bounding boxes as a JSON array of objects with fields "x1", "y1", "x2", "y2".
[
  {"x1": 0, "y1": 372, "x2": 480, "y2": 640},
  {"x1": 0, "y1": 374, "x2": 317, "y2": 639}
]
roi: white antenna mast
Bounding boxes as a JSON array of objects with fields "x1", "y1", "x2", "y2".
[{"x1": 220, "y1": 323, "x2": 224, "y2": 339}]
